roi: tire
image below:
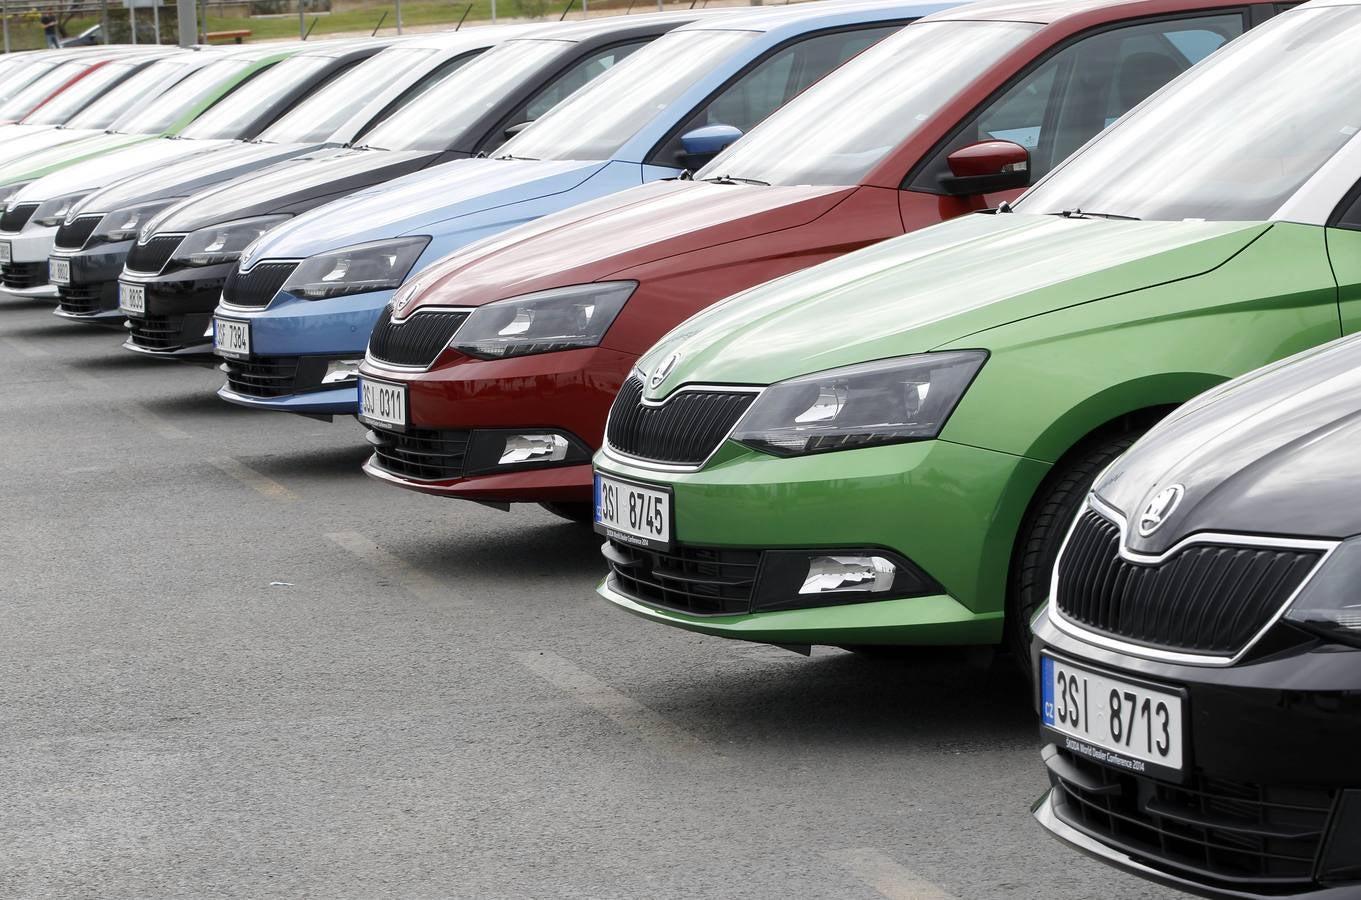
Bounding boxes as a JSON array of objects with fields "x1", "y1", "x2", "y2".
[
  {"x1": 538, "y1": 501, "x2": 594, "y2": 524},
  {"x1": 1006, "y1": 429, "x2": 1143, "y2": 679}
]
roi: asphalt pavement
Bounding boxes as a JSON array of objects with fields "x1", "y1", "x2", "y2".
[{"x1": 0, "y1": 297, "x2": 1188, "y2": 898}]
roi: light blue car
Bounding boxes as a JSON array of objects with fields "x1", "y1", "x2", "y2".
[{"x1": 208, "y1": 0, "x2": 956, "y2": 418}]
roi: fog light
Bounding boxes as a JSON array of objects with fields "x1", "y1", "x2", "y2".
[
  {"x1": 800, "y1": 555, "x2": 896, "y2": 595},
  {"x1": 499, "y1": 433, "x2": 569, "y2": 465},
  {"x1": 322, "y1": 359, "x2": 363, "y2": 385}
]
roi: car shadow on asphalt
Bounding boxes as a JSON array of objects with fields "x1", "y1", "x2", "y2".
[
  {"x1": 658, "y1": 645, "x2": 1036, "y2": 749},
  {"x1": 239, "y1": 442, "x2": 374, "y2": 478},
  {"x1": 1, "y1": 320, "x2": 123, "y2": 340}
]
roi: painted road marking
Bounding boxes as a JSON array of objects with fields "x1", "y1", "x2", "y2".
[
  {"x1": 827, "y1": 848, "x2": 958, "y2": 900},
  {"x1": 0, "y1": 337, "x2": 50, "y2": 359},
  {"x1": 210, "y1": 456, "x2": 299, "y2": 502},
  {"x1": 511, "y1": 650, "x2": 721, "y2": 764},
  {"x1": 122, "y1": 403, "x2": 191, "y2": 441},
  {"x1": 324, "y1": 530, "x2": 465, "y2": 606}
]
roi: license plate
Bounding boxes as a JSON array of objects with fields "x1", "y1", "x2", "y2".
[
  {"x1": 213, "y1": 317, "x2": 250, "y2": 359},
  {"x1": 359, "y1": 377, "x2": 406, "y2": 427},
  {"x1": 1042, "y1": 654, "x2": 1185, "y2": 776},
  {"x1": 118, "y1": 281, "x2": 145, "y2": 315},
  {"x1": 0, "y1": 241, "x2": 9, "y2": 264},
  {"x1": 48, "y1": 258, "x2": 70, "y2": 285},
  {"x1": 593, "y1": 472, "x2": 671, "y2": 551}
]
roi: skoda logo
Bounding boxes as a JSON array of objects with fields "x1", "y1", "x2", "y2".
[
  {"x1": 1138, "y1": 484, "x2": 1185, "y2": 537},
  {"x1": 392, "y1": 283, "x2": 418, "y2": 315},
  {"x1": 649, "y1": 352, "x2": 680, "y2": 389}
]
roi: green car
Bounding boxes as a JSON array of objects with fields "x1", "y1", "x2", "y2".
[
  {"x1": 591, "y1": 0, "x2": 1361, "y2": 663},
  {"x1": 0, "y1": 45, "x2": 291, "y2": 205}
]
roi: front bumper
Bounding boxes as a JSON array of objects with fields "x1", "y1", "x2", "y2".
[
  {"x1": 355, "y1": 345, "x2": 633, "y2": 505},
  {"x1": 214, "y1": 289, "x2": 390, "y2": 415},
  {"x1": 1032, "y1": 610, "x2": 1361, "y2": 897},
  {"x1": 120, "y1": 261, "x2": 233, "y2": 357},
  {"x1": 0, "y1": 223, "x2": 58, "y2": 298},
  {"x1": 50, "y1": 239, "x2": 132, "y2": 321},
  {"x1": 592, "y1": 438, "x2": 1049, "y2": 646}
]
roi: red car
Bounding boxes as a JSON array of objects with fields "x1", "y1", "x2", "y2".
[{"x1": 356, "y1": 0, "x2": 1278, "y2": 519}]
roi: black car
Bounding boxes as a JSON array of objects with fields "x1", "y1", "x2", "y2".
[
  {"x1": 47, "y1": 34, "x2": 469, "y2": 327},
  {"x1": 1031, "y1": 332, "x2": 1361, "y2": 898},
  {"x1": 108, "y1": 11, "x2": 703, "y2": 359}
]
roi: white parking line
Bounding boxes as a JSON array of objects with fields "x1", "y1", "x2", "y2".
[
  {"x1": 0, "y1": 336, "x2": 50, "y2": 359},
  {"x1": 324, "y1": 530, "x2": 465, "y2": 606},
  {"x1": 826, "y1": 848, "x2": 958, "y2": 900},
  {"x1": 511, "y1": 650, "x2": 720, "y2": 763},
  {"x1": 209, "y1": 456, "x2": 299, "y2": 501},
  {"x1": 122, "y1": 403, "x2": 191, "y2": 441}
]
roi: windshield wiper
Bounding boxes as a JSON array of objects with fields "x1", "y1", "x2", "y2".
[
  {"x1": 495, "y1": 153, "x2": 538, "y2": 161},
  {"x1": 703, "y1": 174, "x2": 770, "y2": 186},
  {"x1": 1058, "y1": 208, "x2": 1140, "y2": 221}
]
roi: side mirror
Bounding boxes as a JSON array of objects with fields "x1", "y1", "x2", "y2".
[
  {"x1": 502, "y1": 121, "x2": 532, "y2": 140},
  {"x1": 678, "y1": 124, "x2": 743, "y2": 170},
  {"x1": 940, "y1": 140, "x2": 1030, "y2": 197}
]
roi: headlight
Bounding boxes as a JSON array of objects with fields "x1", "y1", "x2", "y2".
[
  {"x1": 281, "y1": 236, "x2": 429, "y2": 301},
  {"x1": 92, "y1": 198, "x2": 183, "y2": 244},
  {"x1": 171, "y1": 215, "x2": 291, "y2": 267},
  {"x1": 447, "y1": 281, "x2": 636, "y2": 360},
  {"x1": 1284, "y1": 536, "x2": 1361, "y2": 647},
  {"x1": 730, "y1": 351, "x2": 988, "y2": 457},
  {"x1": 0, "y1": 181, "x2": 33, "y2": 209},
  {"x1": 32, "y1": 192, "x2": 91, "y2": 228}
]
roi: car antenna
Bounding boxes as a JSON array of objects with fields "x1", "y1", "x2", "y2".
[
  {"x1": 455, "y1": 3, "x2": 472, "y2": 27},
  {"x1": 370, "y1": 10, "x2": 387, "y2": 35},
  {"x1": 559, "y1": 0, "x2": 575, "y2": 20}
]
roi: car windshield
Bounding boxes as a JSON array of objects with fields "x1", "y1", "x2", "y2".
[
  {"x1": 258, "y1": 47, "x2": 437, "y2": 145},
  {"x1": 361, "y1": 39, "x2": 569, "y2": 152},
  {"x1": 1018, "y1": 6, "x2": 1361, "y2": 222},
  {"x1": 0, "y1": 59, "x2": 89, "y2": 119},
  {"x1": 698, "y1": 21, "x2": 1041, "y2": 187},
  {"x1": 110, "y1": 58, "x2": 255, "y2": 135},
  {"x1": 22, "y1": 59, "x2": 142, "y2": 125},
  {"x1": 62, "y1": 57, "x2": 195, "y2": 130},
  {"x1": 500, "y1": 29, "x2": 758, "y2": 162},
  {"x1": 177, "y1": 55, "x2": 330, "y2": 141}
]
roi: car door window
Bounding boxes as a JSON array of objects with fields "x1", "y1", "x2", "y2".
[
  {"x1": 910, "y1": 13, "x2": 1245, "y2": 193},
  {"x1": 521, "y1": 42, "x2": 646, "y2": 124},
  {"x1": 649, "y1": 25, "x2": 900, "y2": 168}
]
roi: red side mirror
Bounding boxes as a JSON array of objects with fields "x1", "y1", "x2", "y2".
[{"x1": 941, "y1": 140, "x2": 1030, "y2": 197}]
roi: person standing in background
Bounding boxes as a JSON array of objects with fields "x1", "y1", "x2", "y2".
[{"x1": 40, "y1": 9, "x2": 59, "y2": 47}]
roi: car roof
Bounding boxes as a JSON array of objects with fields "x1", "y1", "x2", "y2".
[
  {"x1": 399, "y1": 22, "x2": 541, "y2": 50},
  {"x1": 921, "y1": 0, "x2": 1252, "y2": 24},
  {"x1": 674, "y1": 0, "x2": 961, "y2": 32}
]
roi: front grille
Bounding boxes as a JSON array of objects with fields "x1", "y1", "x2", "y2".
[
  {"x1": 224, "y1": 357, "x2": 299, "y2": 398},
  {"x1": 54, "y1": 215, "x2": 102, "y2": 250},
  {"x1": 367, "y1": 305, "x2": 470, "y2": 369},
  {"x1": 366, "y1": 425, "x2": 469, "y2": 481},
  {"x1": 1, "y1": 261, "x2": 46, "y2": 290},
  {"x1": 222, "y1": 262, "x2": 297, "y2": 309},
  {"x1": 57, "y1": 282, "x2": 105, "y2": 315},
  {"x1": 0, "y1": 202, "x2": 38, "y2": 233},
  {"x1": 1055, "y1": 508, "x2": 1323, "y2": 656},
  {"x1": 126, "y1": 313, "x2": 183, "y2": 351},
  {"x1": 604, "y1": 539, "x2": 760, "y2": 616},
  {"x1": 1050, "y1": 749, "x2": 1333, "y2": 887},
  {"x1": 605, "y1": 375, "x2": 757, "y2": 466},
  {"x1": 125, "y1": 235, "x2": 183, "y2": 274}
]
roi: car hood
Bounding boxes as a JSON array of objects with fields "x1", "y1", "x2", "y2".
[
  {"x1": 152, "y1": 147, "x2": 432, "y2": 234},
  {"x1": 639, "y1": 212, "x2": 1271, "y2": 398},
  {"x1": 81, "y1": 139, "x2": 335, "y2": 216},
  {"x1": 10, "y1": 136, "x2": 235, "y2": 201},
  {"x1": 403, "y1": 179, "x2": 853, "y2": 312},
  {"x1": 0, "y1": 126, "x2": 101, "y2": 168},
  {"x1": 245, "y1": 157, "x2": 606, "y2": 262},
  {"x1": 1096, "y1": 333, "x2": 1361, "y2": 553}
]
